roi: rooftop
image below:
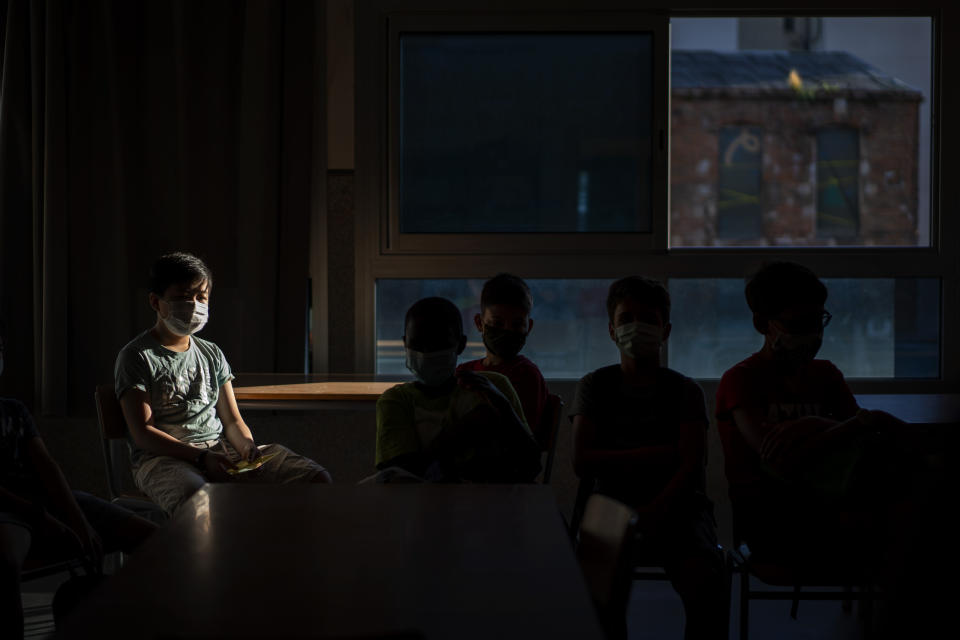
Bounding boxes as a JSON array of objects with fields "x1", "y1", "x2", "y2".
[{"x1": 672, "y1": 50, "x2": 922, "y2": 99}]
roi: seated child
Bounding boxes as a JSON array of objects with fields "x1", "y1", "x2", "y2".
[
  {"x1": 457, "y1": 274, "x2": 551, "y2": 447},
  {"x1": 115, "y1": 252, "x2": 331, "y2": 514},
  {"x1": 570, "y1": 277, "x2": 727, "y2": 640},
  {"x1": 1, "y1": 324, "x2": 157, "y2": 640},
  {"x1": 715, "y1": 262, "x2": 915, "y2": 562},
  {"x1": 715, "y1": 262, "x2": 948, "y2": 638},
  {"x1": 376, "y1": 297, "x2": 541, "y2": 483}
]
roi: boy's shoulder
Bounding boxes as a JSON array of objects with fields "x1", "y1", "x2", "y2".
[
  {"x1": 117, "y1": 329, "x2": 157, "y2": 357},
  {"x1": 0, "y1": 397, "x2": 30, "y2": 420},
  {"x1": 189, "y1": 334, "x2": 228, "y2": 360},
  {"x1": 721, "y1": 352, "x2": 844, "y2": 381}
]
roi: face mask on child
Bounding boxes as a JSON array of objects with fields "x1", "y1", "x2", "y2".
[
  {"x1": 405, "y1": 346, "x2": 459, "y2": 387},
  {"x1": 162, "y1": 300, "x2": 209, "y2": 337},
  {"x1": 614, "y1": 321, "x2": 663, "y2": 360},
  {"x1": 771, "y1": 329, "x2": 822, "y2": 364},
  {"x1": 482, "y1": 325, "x2": 527, "y2": 360}
]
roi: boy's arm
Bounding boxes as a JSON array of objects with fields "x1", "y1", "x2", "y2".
[
  {"x1": 571, "y1": 413, "x2": 678, "y2": 478},
  {"x1": 732, "y1": 408, "x2": 873, "y2": 475},
  {"x1": 119, "y1": 389, "x2": 236, "y2": 478},
  {"x1": 375, "y1": 391, "x2": 428, "y2": 475},
  {"x1": 215, "y1": 381, "x2": 259, "y2": 462},
  {"x1": 27, "y1": 436, "x2": 103, "y2": 562},
  {"x1": 638, "y1": 417, "x2": 706, "y2": 522}
]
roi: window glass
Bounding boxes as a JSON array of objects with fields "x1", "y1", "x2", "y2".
[
  {"x1": 377, "y1": 278, "x2": 939, "y2": 379},
  {"x1": 718, "y1": 126, "x2": 763, "y2": 239},
  {"x1": 670, "y1": 17, "x2": 932, "y2": 247},
  {"x1": 399, "y1": 33, "x2": 654, "y2": 233},
  {"x1": 816, "y1": 127, "x2": 860, "y2": 239},
  {"x1": 668, "y1": 278, "x2": 939, "y2": 378}
]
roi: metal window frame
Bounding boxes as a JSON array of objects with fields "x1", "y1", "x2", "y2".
[{"x1": 355, "y1": 2, "x2": 956, "y2": 390}]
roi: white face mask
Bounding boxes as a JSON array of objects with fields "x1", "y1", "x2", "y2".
[
  {"x1": 162, "y1": 300, "x2": 209, "y2": 336},
  {"x1": 405, "y1": 346, "x2": 459, "y2": 387},
  {"x1": 614, "y1": 321, "x2": 663, "y2": 360}
]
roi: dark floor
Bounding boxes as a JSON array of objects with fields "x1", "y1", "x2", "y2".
[
  {"x1": 627, "y1": 578, "x2": 864, "y2": 640},
  {"x1": 24, "y1": 569, "x2": 867, "y2": 640}
]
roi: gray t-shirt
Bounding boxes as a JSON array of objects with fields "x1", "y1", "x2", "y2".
[
  {"x1": 570, "y1": 365, "x2": 708, "y2": 506},
  {"x1": 115, "y1": 330, "x2": 234, "y2": 464}
]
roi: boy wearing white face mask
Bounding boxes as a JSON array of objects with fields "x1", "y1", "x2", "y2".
[
  {"x1": 715, "y1": 262, "x2": 923, "y2": 588},
  {"x1": 375, "y1": 297, "x2": 541, "y2": 482},
  {"x1": 114, "y1": 253, "x2": 331, "y2": 513},
  {"x1": 571, "y1": 276, "x2": 727, "y2": 640}
]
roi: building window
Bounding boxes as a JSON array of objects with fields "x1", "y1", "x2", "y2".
[
  {"x1": 816, "y1": 127, "x2": 860, "y2": 240},
  {"x1": 717, "y1": 126, "x2": 763, "y2": 240}
]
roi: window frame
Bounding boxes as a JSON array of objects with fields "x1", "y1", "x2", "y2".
[
  {"x1": 355, "y1": 1, "x2": 956, "y2": 391},
  {"x1": 383, "y1": 13, "x2": 671, "y2": 254}
]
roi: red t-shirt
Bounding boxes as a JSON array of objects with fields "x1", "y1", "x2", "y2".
[
  {"x1": 457, "y1": 355, "x2": 550, "y2": 448},
  {"x1": 715, "y1": 353, "x2": 859, "y2": 504}
]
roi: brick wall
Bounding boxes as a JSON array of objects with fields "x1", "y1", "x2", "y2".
[{"x1": 670, "y1": 93, "x2": 920, "y2": 246}]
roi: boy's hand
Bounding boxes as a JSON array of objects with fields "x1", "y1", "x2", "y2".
[
  {"x1": 456, "y1": 370, "x2": 506, "y2": 401},
  {"x1": 70, "y1": 519, "x2": 104, "y2": 567},
  {"x1": 760, "y1": 418, "x2": 834, "y2": 473},
  {"x1": 203, "y1": 451, "x2": 238, "y2": 481},
  {"x1": 236, "y1": 438, "x2": 261, "y2": 463}
]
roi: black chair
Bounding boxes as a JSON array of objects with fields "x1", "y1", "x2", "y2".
[
  {"x1": 729, "y1": 516, "x2": 878, "y2": 640},
  {"x1": 93, "y1": 384, "x2": 167, "y2": 524},
  {"x1": 539, "y1": 393, "x2": 564, "y2": 484}
]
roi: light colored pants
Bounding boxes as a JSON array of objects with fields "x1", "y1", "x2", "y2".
[{"x1": 133, "y1": 439, "x2": 327, "y2": 514}]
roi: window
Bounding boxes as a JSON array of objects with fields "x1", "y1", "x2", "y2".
[
  {"x1": 377, "y1": 277, "x2": 941, "y2": 379},
  {"x1": 356, "y1": 6, "x2": 952, "y2": 386},
  {"x1": 717, "y1": 126, "x2": 763, "y2": 240},
  {"x1": 400, "y1": 33, "x2": 654, "y2": 233},
  {"x1": 670, "y1": 17, "x2": 931, "y2": 247},
  {"x1": 816, "y1": 127, "x2": 860, "y2": 240}
]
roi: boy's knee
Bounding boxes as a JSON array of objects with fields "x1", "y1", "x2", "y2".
[
  {"x1": 310, "y1": 469, "x2": 333, "y2": 484},
  {"x1": 0, "y1": 524, "x2": 31, "y2": 577}
]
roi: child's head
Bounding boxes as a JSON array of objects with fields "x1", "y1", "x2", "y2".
[
  {"x1": 148, "y1": 252, "x2": 213, "y2": 337},
  {"x1": 745, "y1": 261, "x2": 829, "y2": 362},
  {"x1": 403, "y1": 297, "x2": 466, "y2": 386},
  {"x1": 474, "y1": 273, "x2": 533, "y2": 360},
  {"x1": 606, "y1": 276, "x2": 671, "y2": 362}
]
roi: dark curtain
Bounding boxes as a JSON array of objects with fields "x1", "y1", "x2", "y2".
[{"x1": 0, "y1": 0, "x2": 321, "y2": 416}]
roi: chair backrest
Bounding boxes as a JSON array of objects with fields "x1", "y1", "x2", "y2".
[
  {"x1": 94, "y1": 383, "x2": 130, "y2": 500},
  {"x1": 576, "y1": 494, "x2": 638, "y2": 640},
  {"x1": 539, "y1": 393, "x2": 564, "y2": 483}
]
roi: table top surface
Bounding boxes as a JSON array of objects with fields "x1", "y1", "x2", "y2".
[
  {"x1": 854, "y1": 393, "x2": 960, "y2": 425},
  {"x1": 234, "y1": 381, "x2": 402, "y2": 401},
  {"x1": 59, "y1": 484, "x2": 604, "y2": 640}
]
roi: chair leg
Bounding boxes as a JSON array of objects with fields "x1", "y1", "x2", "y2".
[
  {"x1": 842, "y1": 584, "x2": 853, "y2": 613},
  {"x1": 790, "y1": 585, "x2": 801, "y2": 619},
  {"x1": 739, "y1": 569, "x2": 749, "y2": 640}
]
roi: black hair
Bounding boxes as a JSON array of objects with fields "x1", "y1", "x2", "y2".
[
  {"x1": 745, "y1": 261, "x2": 827, "y2": 318},
  {"x1": 404, "y1": 297, "x2": 463, "y2": 336},
  {"x1": 606, "y1": 276, "x2": 671, "y2": 323},
  {"x1": 480, "y1": 273, "x2": 532, "y2": 314},
  {"x1": 149, "y1": 252, "x2": 213, "y2": 296}
]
